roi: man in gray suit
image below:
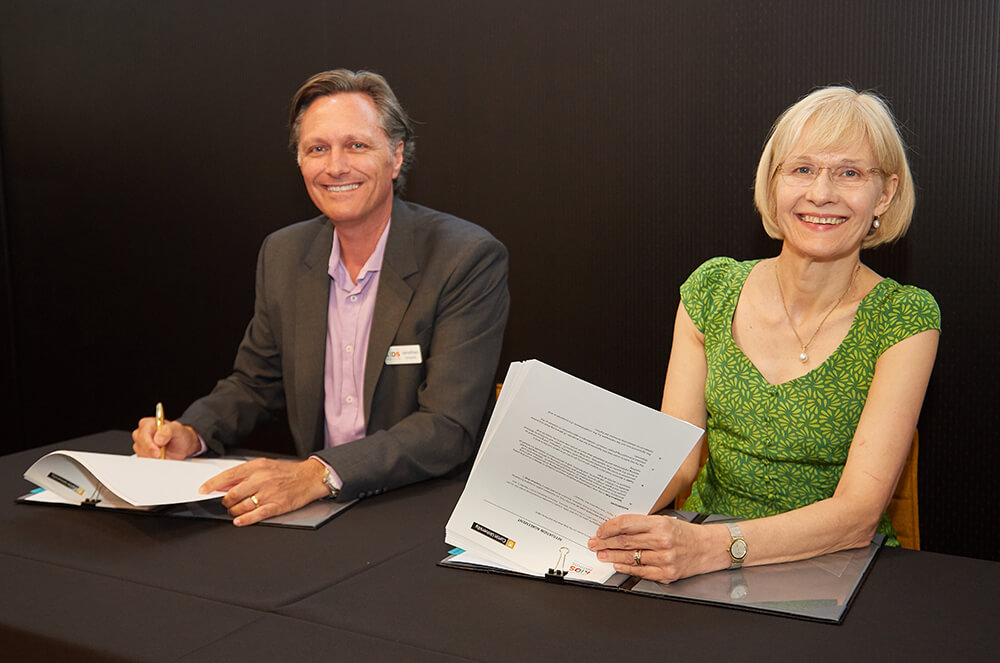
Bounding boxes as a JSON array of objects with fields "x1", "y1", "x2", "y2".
[{"x1": 132, "y1": 70, "x2": 509, "y2": 526}]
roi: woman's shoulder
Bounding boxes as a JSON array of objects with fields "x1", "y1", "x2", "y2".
[
  {"x1": 867, "y1": 278, "x2": 942, "y2": 330},
  {"x1": 857, "y1": 278, "x2": 941, "y2": 355},
  {"x1": 684, "y1": 256, "x2": 757, "y2": 286},
  {"x1": 680, "y1": 257, "x2": 760, "y2": 331}
]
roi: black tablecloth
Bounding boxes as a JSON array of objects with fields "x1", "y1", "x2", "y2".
[{"x1": 2, "y1": 431, "x2": 995, "y2": 661}]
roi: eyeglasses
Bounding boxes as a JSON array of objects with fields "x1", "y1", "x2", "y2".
[{"x1": 777, "y1": 162, "x2": 883, "y2": 190}]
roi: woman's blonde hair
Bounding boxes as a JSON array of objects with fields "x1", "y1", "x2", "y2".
[{"x1": 753, "y1": 87, "x2": 914, "y2": 249}]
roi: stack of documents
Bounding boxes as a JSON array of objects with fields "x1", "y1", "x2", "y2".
[
  {"x1": 23, "y1": 450, "x2": 244, "y2": 509},
  {"x1": 445, "y1": 360, "x2": 703, "y2": 584},
  {"x1": 22, "y1": 449, "x2": 355, "y2": 529}
]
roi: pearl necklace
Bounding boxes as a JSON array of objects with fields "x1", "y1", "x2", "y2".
[{"x1": 775, "y1": 261, "x2": 860, "y2": 363}]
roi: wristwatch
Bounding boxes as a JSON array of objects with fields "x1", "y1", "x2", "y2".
[
  {"x1": 321, "y1": 468, "x2": 341, "y2": 500},
  {"x1": 726, "y1": 522, "x2": 748, "y2": 569}
]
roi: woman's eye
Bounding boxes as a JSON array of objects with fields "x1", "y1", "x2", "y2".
[{"x1": 793, "y1": 165, "x2": 813, "y2": 175}]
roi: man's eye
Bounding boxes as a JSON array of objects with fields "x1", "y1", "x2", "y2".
[{"x1": 350, "y1": 142, "x2": 366, "y2": 150}]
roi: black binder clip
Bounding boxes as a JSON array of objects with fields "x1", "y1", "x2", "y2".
[
  {"x1": 545, "y1": 546, "x2": 571, "y2": 583},
  {"x1": 82, "y1": 486, "x2": 102, "y2": 506}
]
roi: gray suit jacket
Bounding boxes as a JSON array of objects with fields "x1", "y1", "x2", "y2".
[{"x1": 180, "y1": 198, "x2": 510, "y2": 501}]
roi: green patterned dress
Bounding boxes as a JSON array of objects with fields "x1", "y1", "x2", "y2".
[{"x1": 680, "y1": 258, "x2": 941, "y2": 546}]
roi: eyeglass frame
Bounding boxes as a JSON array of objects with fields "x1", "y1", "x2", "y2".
[{"x1": 775, "y1": 162, "x2": 884, "y2": 189}]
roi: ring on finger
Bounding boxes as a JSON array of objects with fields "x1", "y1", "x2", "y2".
[
  {"x1": 249, "y1": 494, "x2": 260, "y2": 508},
  {"x1": 633, "y1": 549, "x2": 643, "y2": 566}
]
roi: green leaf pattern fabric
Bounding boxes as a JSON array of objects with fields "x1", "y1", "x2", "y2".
[{"x1": 680, "y1": 257, "x2": 941, "y2": 547}]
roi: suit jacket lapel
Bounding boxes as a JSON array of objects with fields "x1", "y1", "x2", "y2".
[
  {"x1": 294, "y1": 219, "x2": 334, "y2": 453},
  {"x1": 364, "y1": 198, "x2": 417, "y2": 424}
]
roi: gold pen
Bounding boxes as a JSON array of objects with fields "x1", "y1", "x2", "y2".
[{"x1": 155, "y1": 402, "x2": 165, "y2": 459}]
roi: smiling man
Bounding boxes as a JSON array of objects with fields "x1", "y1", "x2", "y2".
[{"x1": 131, "y1": 70, "x2": 510, "y2": 525}]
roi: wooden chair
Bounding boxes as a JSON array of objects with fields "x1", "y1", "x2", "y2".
[
  {"x1": 673, "y1": 431, "x2": 921, "y2": 550},
  {"x1": 890, "y1": 431, "x2": 920, "y2": 550}
]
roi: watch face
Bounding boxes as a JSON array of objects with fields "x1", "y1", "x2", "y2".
[
  {"x1": 730, "y1": 538, "x2": 748, "y2": 560},
  {"x1": 322, "y1": 472, "x2": 339, "y2": 498}
]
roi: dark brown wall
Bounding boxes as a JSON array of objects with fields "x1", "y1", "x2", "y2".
[{"x1": 1, "y1": 1, "x2": 997, "y2": 561}]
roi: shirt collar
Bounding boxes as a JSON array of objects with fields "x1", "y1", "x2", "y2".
[{"x1": 328, "y1": 218, "x2": 392, "y2": 287}]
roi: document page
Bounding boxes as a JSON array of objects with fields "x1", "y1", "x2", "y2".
[
  {"x1": 24, "y1": 451, "x2": 245, "y2": 507},
  {"x1": 446, "y1": 360, "x2": 703, "y2": 583}
]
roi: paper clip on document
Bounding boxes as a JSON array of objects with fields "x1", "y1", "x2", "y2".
[{"x1": 545, "y1": 546, "x2": 571, "y2": 583}]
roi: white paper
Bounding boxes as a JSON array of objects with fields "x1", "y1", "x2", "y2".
[
  {"x1": 24, "y1": 450, "x2": 245, "y2": 507},
  {"x1": 446, "y1": 360, "x2": 703, "y2": 583}
]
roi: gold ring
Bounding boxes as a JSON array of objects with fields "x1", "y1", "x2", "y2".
[
  {"x1": 250, "y1": 495, "x2": 260, "y2": 508},
  {"x1": 633, "y1": 549, "x2": 643, "y2": 566}
]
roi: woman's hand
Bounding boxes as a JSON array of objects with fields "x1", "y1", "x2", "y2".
[{"x1": 588, "y1": 514, "x2": 724, "y2": 583}]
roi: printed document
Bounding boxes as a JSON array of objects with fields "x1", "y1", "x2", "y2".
[{"x1": 446, "y1": 360, "x2": 703, "y2": 584}]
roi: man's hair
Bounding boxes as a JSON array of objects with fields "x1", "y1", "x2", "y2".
[
  {"x1": 289, "y1": 69, "x2": 416, "y2": 194},
  {"x1": 753, "y1": 86, "x2": 914, "y2": 248}
]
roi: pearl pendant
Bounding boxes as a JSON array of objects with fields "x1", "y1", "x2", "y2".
[{"x1": 799, "y1": 350, "x2": 809, "y2": 363}]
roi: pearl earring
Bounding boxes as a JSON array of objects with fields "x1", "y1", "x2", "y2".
[{"x1": 872, "y1": 216, "x2": 881, "y2": 230}]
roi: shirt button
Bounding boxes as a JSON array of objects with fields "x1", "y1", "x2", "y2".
[
  {"x1": 346, "y1": 396, "x2": 355, "y2": 404},
  {"x1": 345, "y1": 345, "x2": 353, "y2": 353},
  {"x1": 350, "y1": 295, "x2": 358, "y2": 302}
]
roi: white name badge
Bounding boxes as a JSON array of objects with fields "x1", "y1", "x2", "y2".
[{"x1": 385, "y1": 344, "x2": 423, "y2": 365}]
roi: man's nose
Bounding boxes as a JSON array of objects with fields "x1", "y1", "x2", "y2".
[{"x1": 324, "y1": 148, "x2": 350, "y2": 175}]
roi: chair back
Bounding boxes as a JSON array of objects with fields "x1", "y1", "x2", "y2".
[{"x1": 890, "y1": 432, "x2": 920, "y2": 549}]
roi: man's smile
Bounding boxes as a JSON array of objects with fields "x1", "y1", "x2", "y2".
[{"x1": 323, "y1": 183, "x2": 361, "y2": 192}]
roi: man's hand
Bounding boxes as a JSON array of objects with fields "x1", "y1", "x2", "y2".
[
  {"x1": 132, "y1": 418, "x2": 201, "y2": 460},
  {"x1": 200, "y1": 457, "x2": 329, "y2": 527}
]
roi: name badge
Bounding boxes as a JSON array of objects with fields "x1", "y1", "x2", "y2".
[{"x1": 385, "y1": 344, "x2": 423, "y2": 365}]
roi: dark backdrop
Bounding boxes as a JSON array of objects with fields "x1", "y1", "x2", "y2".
[{"x1": 1, "y1": 1, "x2": 997, "y2": 561}]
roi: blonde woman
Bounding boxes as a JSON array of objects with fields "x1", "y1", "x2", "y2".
[{"x1": 590, "y1": 87, "x2": 940, "y2": 582}]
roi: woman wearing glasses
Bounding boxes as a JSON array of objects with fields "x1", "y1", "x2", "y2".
[{"x1": 589, "y1": 87, "x2": 940, "y2": 582}]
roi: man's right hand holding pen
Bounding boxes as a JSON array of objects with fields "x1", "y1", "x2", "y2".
[{"x1": 132, "y1": 404, "x2": 201, "y2": 460}]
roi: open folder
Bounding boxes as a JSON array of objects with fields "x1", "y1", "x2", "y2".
[
  {"x1": 442, "y1": 518, "x2": 885, "y2": 624},
  {"x1": 21, "y1": 450, "x2": 352, "y2": 529}
]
